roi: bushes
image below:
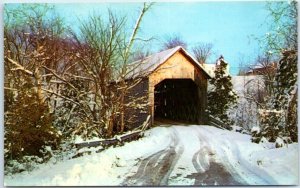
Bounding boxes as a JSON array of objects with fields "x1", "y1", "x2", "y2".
[{"x1": 5, "y1": 156, "x2": 44, "y2": 175}]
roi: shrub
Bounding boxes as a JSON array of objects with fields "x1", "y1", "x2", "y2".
[{"x1": 5, "y1": 85, "x2": 61, "y2": 163}]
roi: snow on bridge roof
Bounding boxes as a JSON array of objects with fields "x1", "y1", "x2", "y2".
[{"x1": 126, "y1": 46, "x2": 211, "y2": 79}]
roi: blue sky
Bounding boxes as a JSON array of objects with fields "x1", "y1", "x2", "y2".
[
  {"x1": 53, "y1": 2, "x2": 272, "y2": 75},
  {"x1": 6, "y1": 2, "x2": 274, "y2": 75}
]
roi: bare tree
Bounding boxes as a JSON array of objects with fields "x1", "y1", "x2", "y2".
[
  {"x1": 162, "y1": 34, "x2": 187, "y2": 50},
  {"x1": 4, "y1": 3, "x2": 154, "y2": 155},
  {"x1": 4, "y1": 4, "x2": 68, "y2": 162},
  {"x1": 260, "y1": 1, "x2": 297, "y2": 54},
  {"x1": 248, "y1": 53, "x2": 276, "y2": 97},
  {"x1": 192, "y1": 43, "x2": 213, "y2": 64},
  {"x1": 4, "y1": 3, "x2": 155, "y2": 173},
  {"x1": 62, "y1": 4, "x2": 153, "y2": 138},
  {"x1": 131, "y1": 50, "x2": 151, "y2": 61},
  {"x1": 236, "y1": 54, "x2": 250, "y2": 76}
]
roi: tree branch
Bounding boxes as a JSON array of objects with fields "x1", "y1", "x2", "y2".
[{"x1": 5, "y1": 57, "x2": 33, "y2": 76}]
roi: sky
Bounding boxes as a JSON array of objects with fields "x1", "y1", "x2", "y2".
[
  {"x1": 53, "y1": 2, "x2": 272, "y2": 75},
  {"x1": 6, "y1": 2, "x2": 274, "y2": 75}
]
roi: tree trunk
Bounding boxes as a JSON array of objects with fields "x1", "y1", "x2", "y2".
[
  {"x1": 34, "y1": 67, "x2": 44, "y2": 105},
  {"x1": 120, "y1": 92, "x2": 125, "y2": 133}
]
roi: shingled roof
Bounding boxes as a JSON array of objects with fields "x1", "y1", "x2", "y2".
[{"x1": 126, "y1": 46, "x2": 211, "y2": 79}]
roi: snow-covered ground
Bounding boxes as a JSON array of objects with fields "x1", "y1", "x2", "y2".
[{"x1": 5, "y1": 125, "x2": 298, "y2": 186}]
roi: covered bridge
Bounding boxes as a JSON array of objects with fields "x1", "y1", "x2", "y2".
[{"x1": 124, "y1": 46, "x2": 211, "y2": 129}]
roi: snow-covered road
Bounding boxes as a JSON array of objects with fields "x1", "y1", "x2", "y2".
[
  {"x1": 123, "y1": 127, "x2": 183, "y2": 186},
  {"x1": 5, "y1": 125, "x2": 298, "y2": 186},
  {"x1": 123, "y1": 126, "x2": 243, "y2": 185}
]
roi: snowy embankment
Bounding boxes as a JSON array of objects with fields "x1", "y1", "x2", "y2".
[{"x1": 5, "y1": 125, "x2": 298, "y2": 186}]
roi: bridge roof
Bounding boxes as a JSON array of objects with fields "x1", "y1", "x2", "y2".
[{"x1": 126, "y1": 46, "x2": 211, "y2": 79}]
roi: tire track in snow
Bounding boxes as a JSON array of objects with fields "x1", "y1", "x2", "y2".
[
  {"x1": 123, "y1": 149, "x2": 167, "y2": 185},
  {"x1": 122, "y1": 127, "x2": 183, "y2": 186},
  {"x1": 199, "y1": 126, "x2": 248, "y2": 184},
  {"x1": 161, "y1": 127, "x2": 184, "y2": 185},
  {"x1": 192, "y1": 146, "x2": 210, "y2": 173},
  {"x1": 200, "y1": 126, "x2": 277, "y2": 185},
  {"x1": 124, "y1": 125, "x2": 273, "y2": 186},
  {"x1": 187, "y1": 126, "x2": 244, "y2": 185}
]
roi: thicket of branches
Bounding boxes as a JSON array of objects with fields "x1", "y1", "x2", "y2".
[{"x1": 4, "y1": 3, "x2": 153, "y2": 172}]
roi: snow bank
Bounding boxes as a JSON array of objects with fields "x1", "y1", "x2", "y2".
[
  {"x1": 197, "y1": 126, "x2": 298, "y2": 185},
  {"x1": 5, "y1": 126, "x2": 173, "y2": 186},
  {"x1": 249, "y1": 143, "x2": 298, "y2": 184}
]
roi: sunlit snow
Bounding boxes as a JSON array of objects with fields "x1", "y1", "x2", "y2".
[{"x1": 5, "y1": 125, "x2": 298, "y2": 186}]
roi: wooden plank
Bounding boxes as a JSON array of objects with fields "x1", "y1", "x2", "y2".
[
  {"x1": 75, "y1": 131, "x2": 143, "y2": 149},
  {"x1": 208, "y1": 115, "x2": 230, "y2": 130}
]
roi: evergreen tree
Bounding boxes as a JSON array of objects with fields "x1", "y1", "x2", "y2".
[
  {"x1": 274, "y1": 50, "x2": 297, "y2": 142},
  {"x1": 251, "y1": 1, "x2": 297, "y2": 145},
  {"x1": 257, "y1": 50, "x2": 297, "y2": 143},
  {"x1": 5, "y1": 77, "x2": 61, "y2": 162},
  {"x1": 207, "y1": 56, "x2": 238, "y2": 126}
]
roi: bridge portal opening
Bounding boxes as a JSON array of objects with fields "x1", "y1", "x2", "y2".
[{"x1": 154, "y1": 79, "x2": 200, "y2": 123}]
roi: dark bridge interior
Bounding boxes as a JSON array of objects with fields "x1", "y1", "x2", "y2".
[{"x1": 154, "y1": 79, "x2": 200, "y2": 123}]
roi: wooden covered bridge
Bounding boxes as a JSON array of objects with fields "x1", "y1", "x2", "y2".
[{"x1": 124, "y1": 46, "x2": 211, "y2": 129}]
